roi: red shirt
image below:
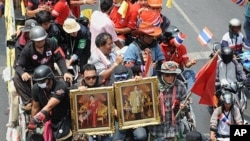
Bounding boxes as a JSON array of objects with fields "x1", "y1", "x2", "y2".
[
  {"x1": 51, "y1": 0, "x2": 70, "y2": 25},
  {"x1": 160, "y1": 43, "x2": 189, "y2": 67},
  {"x1": 70, "y1": 5, "x2": 80, "y2": 18},
  {"x1": 132, "y1": 3, "x2": 141, "y2": 16},
  {"x1": 109, "y1": 1, "x2": 137, "y2": 39}
]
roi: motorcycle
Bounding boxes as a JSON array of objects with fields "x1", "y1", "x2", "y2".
[
  {"x1": 237, "y1": 51, "x2": 250, "y2": 89},
  {"x1": 212, "y1": 42, "x2": 250, "y2": 91},
  {"x1": 220, "y1": 82, "x2": 247, "y2": 113},
  {"x1": 208, "y1": 81, "x2": 248, "y2": 124},
  {"x1": 179, "y1": 99, "x2": 196, "y2": 135}
]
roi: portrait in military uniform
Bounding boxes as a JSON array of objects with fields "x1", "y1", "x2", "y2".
[{"x1": 114, "y1": 77, "x2": 160, "y2": 130}]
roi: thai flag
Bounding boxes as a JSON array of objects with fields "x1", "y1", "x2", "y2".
[
  {"x1": 232, "y1": 0, "x2": 245, "y2": 6},
  {"x1": 173, "y1": 33, "x2": 186, "y2": 47},
  {"x1": 197, "y1": 27, "x2": 213, "y2": 47},
  {"x1": 219, "y1": 113, "x2": 231, "y2": 125}
]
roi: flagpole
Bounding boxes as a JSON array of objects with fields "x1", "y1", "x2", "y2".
[
  {"x1": 175, "y1": 91, "x2": 192, "y2": 119},
  {"x1": 175, "y1": 50, "x2": 220, "y2": 119},
  {"x1": 206, "y1": 49, "x2": 220, "y2": 66}
]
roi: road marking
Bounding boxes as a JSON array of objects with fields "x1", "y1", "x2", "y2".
[
  {"x1": 173, "y1": 1, "x2": 200, "y2": 35},
  {"x1": 173, "y1": 1, "x2": 214, "y2": 59},
  {"x1": 188, "y1": 51, "x2": 211, "y2": 60}
]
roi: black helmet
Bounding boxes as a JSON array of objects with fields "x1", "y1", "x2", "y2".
[
  {"x1": 221, "y1": 92, "x2": 233, "y2": 104},
  {"x1": 161, "y1": 25, "x2": 180, "y2": 43},
  {"x1": 221, "y1": 47, "x2": 233, "y2": 64},
  {"x1": 33, "y1": 65, "x2": 54, "y2": 81},
  {"x1": 30, "y1": 26, "x2": 47, "y2": 41},
  {"x1": 76, "y1": 16, "x2": 89, "y2": 27}
]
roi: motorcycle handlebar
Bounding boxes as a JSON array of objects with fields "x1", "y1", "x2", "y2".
[{"x1": 221, "y1": 81, "x2": 244, "y2": 88}]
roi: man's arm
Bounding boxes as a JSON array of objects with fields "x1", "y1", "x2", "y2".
[
  {"x1": 115, "y1": 27, "x2": 132, "y2": 35},
  {"x1": 234, "y1": 106, "x2": 243, "y2": 125},
  {"x1": 210, "y1": 107, "x2": 219, "y2": 127},
  {"x1": 235, "y1": 59, "x2": 247, "y2": 81},
  {"x1": 70, "y1": 0, "x2": 97, "y2": 6},
  {"x1": 210, "y1": 107, "x2": 219, "y2": 140},
  {"x1": 41, "y1": 97, "x2": 60, "y2": 112},
  {"x1": 31, "y1": 100, "x2": 41, "y2": 116},
  {"x1": 99, "y1": 55, "x2": 123, "y2": 80},
  {"x1": 26, "y1": 7, "x2": 44, "y2": 17},
  {"x1": 114, "y1": 40, "x2": 123, "y2": 49},
  {"x1": 99, "y1": 63, "x2": 119, "y2": 80},
  {"x1": 26, "y1": 4, "x2": 51, "y2": 17}
]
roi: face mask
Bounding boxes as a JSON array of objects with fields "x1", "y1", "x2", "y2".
[{"x1": 38, "y1": 82, "x2": 47, "y2": 89}]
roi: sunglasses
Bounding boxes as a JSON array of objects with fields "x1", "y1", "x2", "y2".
[
  {"x1": 114, "y1": 73, "x2": 129, "y2": 81},
  {"x1": 37, "y1": 79, "x2": 46, "y2": 84},
  {"x1": 84, "y1": 75, "x2": 97, "y2": 80},
  {"x1": 163, "y1": 73, "x2": 176, "y2": 77}
]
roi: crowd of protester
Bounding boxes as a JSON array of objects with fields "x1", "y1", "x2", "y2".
[{"x1": 7, "y1": 0, "x2": 250, "y2": 141}]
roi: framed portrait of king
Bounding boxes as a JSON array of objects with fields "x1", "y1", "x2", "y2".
[
  {"x1": 114, "y1": 77, "x2": 160, "y2": 130},
  {"x1": 70, "y1": 86, "x2": 115, "y2": 135}
]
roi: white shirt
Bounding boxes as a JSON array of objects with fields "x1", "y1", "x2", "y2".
[
  {"x1": 218, "y1": 111, "x2": 232, "y2": 135},
  {"x1": 88, "y1": 48, "x2": 116, "y2": 74},
  {"x1": 90, "y1": 10, "x2": 119, "y2": 52}
]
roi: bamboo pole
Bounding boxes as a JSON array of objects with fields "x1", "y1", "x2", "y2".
[{"x1": 175, "y1": 91, "x2": 192, "y2": 119}]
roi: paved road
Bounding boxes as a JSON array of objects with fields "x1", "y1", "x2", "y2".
[
  {"x1": 0, "y1": 16, "x2": 9, "y2": 139},
  {"x1": 0, "y1": 0, "x2": 249, "y2": 139},
  {"x1": 165, "y1": 0, "x2": 249, "y2": 138}
]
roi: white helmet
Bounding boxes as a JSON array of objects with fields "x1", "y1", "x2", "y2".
[{"x1": 229, "y1": 18, "x2": 241, "y2": 28}]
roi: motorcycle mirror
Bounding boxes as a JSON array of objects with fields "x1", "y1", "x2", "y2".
[{"x1": 212, "y1": 42, "x2": 221, "y2": 53}]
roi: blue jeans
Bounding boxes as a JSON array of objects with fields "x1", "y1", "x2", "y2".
[
  {"x1": 112, "y1": 121, "x2": 127, "y2": 140},
  {"x1": 244, "y1": 15, "x2": 250, "y2": 43},
  {"x1": 100, "y1": 121, "x2": 147, "y2": 141},
  {"x1": 133, "y1": 127, "x2": 147, "y2": 141},
  {"x1": 150, "y1": 134, "x2": 177, "y2": 141}
]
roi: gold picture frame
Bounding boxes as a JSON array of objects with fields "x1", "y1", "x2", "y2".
[
  {"x1": 70, "y1": 86, "x2": 115, "y2": 135},
  {"x1": 114, "y1": 77, "x2": 160, "y2": 130}
]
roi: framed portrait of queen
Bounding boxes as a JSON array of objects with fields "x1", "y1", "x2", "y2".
[{"x1": 70, "y1": 86, "x2": 115, "y2": 135}]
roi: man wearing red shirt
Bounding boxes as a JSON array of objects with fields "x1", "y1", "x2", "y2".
[
  {"x1": 109, "y1": 0, "x2": 138, "y2": 45},
  {"x1": 160, "y1": 25, "x2": 197, "y2": 71}
]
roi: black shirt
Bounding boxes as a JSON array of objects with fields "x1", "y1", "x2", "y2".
[
  {"x1": 32, "y1": 79, "x2": 70, "y2": 120},
  {"x1": 14, "y1": 38, "x2": 67, "y2": 76}
]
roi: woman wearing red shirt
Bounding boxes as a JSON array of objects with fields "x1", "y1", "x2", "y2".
[{"x1": 87, "y1": 95, "x2": 99, "y2": 127}]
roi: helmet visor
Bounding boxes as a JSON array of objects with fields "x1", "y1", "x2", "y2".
[{"x1": 223, "y1": 93, "x2": 233, "y2": 104}]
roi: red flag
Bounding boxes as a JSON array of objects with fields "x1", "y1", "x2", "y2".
[
  {"x1": 190, "y1": 53, "x2": 218, "y2": 107},
  {"x1": 143, "y1": 49, "x2": 154, "y2": 77}
]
